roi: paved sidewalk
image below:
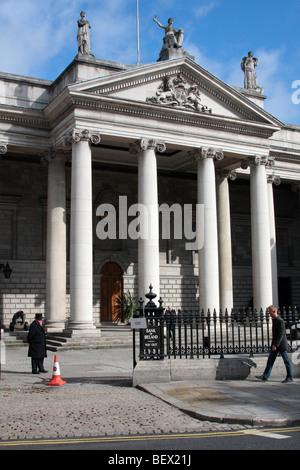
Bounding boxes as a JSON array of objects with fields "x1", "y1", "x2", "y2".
[
  {"x1": 0, "y1": 347, "x2": 299, "y2": 441},
  {"x1": 140, "y1": 379, "x2": 300, "y2": 427}
]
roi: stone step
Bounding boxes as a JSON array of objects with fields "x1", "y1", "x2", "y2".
[
  {"x1": 2, "y1": 331, "x2": 28, "y2": 347},
  {"x1": 45, "y1": 325, "x2": 134, "y2": 351},
  {"x1": 46, "y1": 337, "x2": 134, "y2": 352},
  {"x1": 2, "y1": 325, "x2": 135, "y2": 351}
]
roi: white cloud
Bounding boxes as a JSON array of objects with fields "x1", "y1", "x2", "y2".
[
  {"x1": 0, "y1": 0, "x2": 81, "y2": 76},
  {"x1": 194, "y1": 2, "x2": 218, "y2": 18},
  {"x1": 0, "y1": 0, "x2": 138, "y2": 77},
  {"x1": 90, "y1": 5, "x2": 137, "y2": 64}
]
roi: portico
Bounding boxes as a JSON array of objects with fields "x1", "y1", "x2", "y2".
[
  {"x1": 42, "y1": 57, "x2": 281, "y2": 330},
  {"x1": 0, "y1": 50, "x2": 300, "y2": 334}
]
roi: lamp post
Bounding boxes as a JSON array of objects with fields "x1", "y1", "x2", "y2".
[{"x1": 0, "y1": 261, "x2": 12, "y2": 378}]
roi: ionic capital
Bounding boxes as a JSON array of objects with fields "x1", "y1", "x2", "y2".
[
  {"x1": 216, "y1": 169, "x2": 237, "y2": 182},
  {"x1": 129, "y1": 138, "x2": 166, "y2": 155},
  {"x1": 267, "y1": 175, "x2": 281, "y2": 186},
  {"x1": 40, "y1": 148, "x2": 70, "y2": 166},
  {"x1": 189, "y1": 147, "x2": 224, "y2": 162},
  {"x1": 0, "y1": 143, "x2": 8, "y2": 157},
  {"x1": 241, "y1": 155, "x2": 275, "y2": 169},
  {"x1": 64, "y1": 129, "x2": 101, "y2": 147}
]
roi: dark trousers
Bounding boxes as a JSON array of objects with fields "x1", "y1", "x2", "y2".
[
  {"x1": 263, "y1": 349, "x2": 293, "y2": 380},
  {"x1": 31, "y1": 358, "x2": 45, "y2": 373}
]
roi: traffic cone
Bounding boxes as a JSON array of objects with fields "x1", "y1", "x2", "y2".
[{"x1": 46, "y1": 354, "x2": 66, "y2": 386}]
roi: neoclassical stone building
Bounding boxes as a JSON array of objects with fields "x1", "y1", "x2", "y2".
[{"x1": 0, "y1": 15, "x2": 299, "y2": 334}]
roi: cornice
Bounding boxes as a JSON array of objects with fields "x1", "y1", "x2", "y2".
[
  {"x1": 0, "y1": 105, "x2": 50, "y2": 130},
  {"x1": 68, "y1": 91, "x2": 279, "y2": 139},
  {"x1": 270, "y1": 152, "x2": 300, "y2": 165}
]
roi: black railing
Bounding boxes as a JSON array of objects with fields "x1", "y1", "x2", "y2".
[
  {"x1": 164, "y1": 307, "x2": 299, "y2": 360},
  {"x1": 133, "y1": 288, "x2": 300, "y2": 364}
]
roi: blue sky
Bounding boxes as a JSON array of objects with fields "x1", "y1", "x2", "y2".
[{"x1": 0, "y1": 0, "x2": 300, "y2": 125}]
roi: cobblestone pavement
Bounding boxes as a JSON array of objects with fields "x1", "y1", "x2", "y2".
[
  {"x1": 0, "y1": 347, "x2": 254, "y2": 441},
  {"x1": 0, "y1": 383, "x2": 253, "y2": 441}
]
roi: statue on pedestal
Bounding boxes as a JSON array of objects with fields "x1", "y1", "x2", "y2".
[
  {"x1": 153, "y1": 15, "x2": 193, "y2": 62},
  {"x1": 77, "y1": 11, "x2": 93, "y2": 56},
  {"x1": 241, "y1": 51, "x2": 260, "y2": 90}
]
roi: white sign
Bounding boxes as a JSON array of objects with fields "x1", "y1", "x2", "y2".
[{"x1": 130, "y1": 317, "x2": 147, "y2": 329}]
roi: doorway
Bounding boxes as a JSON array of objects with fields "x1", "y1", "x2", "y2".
[{"x1": 100, "y1": 262, "x2": 123, "y2": 322}]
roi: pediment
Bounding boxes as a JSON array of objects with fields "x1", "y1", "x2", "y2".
[{"x1": 69, "y1": 58, "x2": 282, "y2": 128}]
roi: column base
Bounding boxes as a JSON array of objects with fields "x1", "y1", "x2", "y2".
[
  {"x1": 45, "y1": 321, "x2": 66, "y2": 333},
  {"x1": 66, "y1": 325, "x2": 101, "y2": 338}
]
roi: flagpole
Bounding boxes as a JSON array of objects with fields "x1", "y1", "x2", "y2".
[{"x1": 136, "y1": 0, "x2": 141, "y2": 65}]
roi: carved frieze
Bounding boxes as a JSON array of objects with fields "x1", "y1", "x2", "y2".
[{"x1": 146, "y1": 74, "x2": 212, "y2": 114}]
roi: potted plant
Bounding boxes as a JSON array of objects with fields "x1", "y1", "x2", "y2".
[{"x1": 114, "y1": 291, "x2": 138, "y2": 324}]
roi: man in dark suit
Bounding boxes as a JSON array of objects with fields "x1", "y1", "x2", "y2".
[
  {"x1": 256, "y1": 305, "x2": 293, "y2": 383},
  {"x1": 28, "y1": 314, "x2": 48, "y2": 374}
]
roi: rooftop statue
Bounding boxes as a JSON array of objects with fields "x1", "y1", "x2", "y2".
[
  {"x1": 77, "y1": 11, "x2": 93, "y2": 56},
  {"x1": 241, "y1": 51, "x2": 260, "y2": 90},
  {"x1": 153, "y1": 15, "x2": 193, "y2": 62}
]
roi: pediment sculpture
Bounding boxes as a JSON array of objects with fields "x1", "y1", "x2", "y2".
[{"x1": 146, "y1": 74, "x2": 212, "y2": 113}]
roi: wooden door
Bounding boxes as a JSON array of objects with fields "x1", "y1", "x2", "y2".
[{"x1": 100, "y1": 262, "x2": 123, "y2": 322}]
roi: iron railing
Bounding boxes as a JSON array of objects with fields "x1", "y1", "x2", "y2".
[{"x1": 133, "y1": 292, "x2": 300, "y2": 365}]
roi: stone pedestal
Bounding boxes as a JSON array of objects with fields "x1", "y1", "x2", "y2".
[{"x1": 158, "y1": 47, "x2": 195, "y2": 62}]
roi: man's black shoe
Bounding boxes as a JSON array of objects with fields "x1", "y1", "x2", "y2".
[
  {"x1": 281, "y1": 377, "x2": 293, "y2": 383},
  {"x1": 255, "y1": 375, "x2": 267, "y2": 381}
]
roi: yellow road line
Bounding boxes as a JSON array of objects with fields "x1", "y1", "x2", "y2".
[{"x1": 0, "y1": 426, "x2": 299, "y2": 447}]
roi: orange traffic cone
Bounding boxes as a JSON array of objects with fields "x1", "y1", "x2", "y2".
[{"x1": 46, "y1": 354, "x2": 66, "y2": 386}]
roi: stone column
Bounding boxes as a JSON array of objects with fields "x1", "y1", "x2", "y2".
[
  {"x1": 130, "y1": 138, "x2": 166, "y2": 303},
  {"x1": 267, "y1": 175, "x2": 281, "y2": 307},
  {"x1": 216, "y1": 169, "x2": 236, "y2": 312},
  {"x1": 42, "y1": 150, "x2": 67, "y2": 332},
  {"x1": 64, "y1": 129, "x2": 101, "y2": 332},
  {"x1": 242, "y1": 156, "x2": 274, "y2": 311},
  {"x1": 190, "y1": 147, "x2": 223, "y2": 313}
]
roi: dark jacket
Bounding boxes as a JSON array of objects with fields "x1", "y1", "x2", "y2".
[
  {"x1": 272, "y1": 315, "x2": 288, "y2": 351},
  {"x1": 27, "y1": 320, "x2": 47, "y2": 358}
]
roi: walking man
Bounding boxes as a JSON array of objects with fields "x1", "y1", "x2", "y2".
[{"x1": 256, "y1": 305, "x2": 293, "y2": 383}]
